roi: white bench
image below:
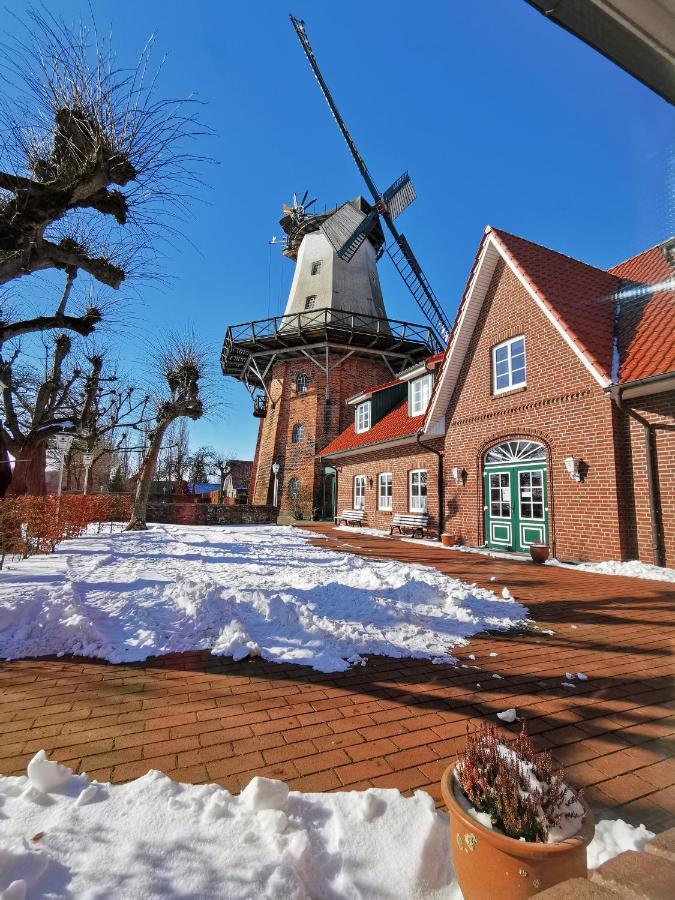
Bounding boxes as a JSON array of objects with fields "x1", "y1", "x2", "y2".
[
  {"x1": 335, "y1": 509, "x2": 364, "y2": 527},
  {"x1": 390, "y1": 513, "x2": 429, "y2": 539}
]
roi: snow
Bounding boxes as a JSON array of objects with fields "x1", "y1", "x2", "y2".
[
  {"x1": 0, "y1": 753, "x2": 654, "y2": 900},
  {"x1": 497, "y1": 708, "x2": 518, "y2": 723},
  {"x1": 335, "y1": 527, "x2": 675, "y2": 583},
  {"x1": 565, "y1": 559, "x2": 675, "y2": 583},
  {"x1": 587, "y1": 819, "x2": 655, "y2": 868},
  {"x1": 0, "y1": 524, "x2": 528, "y2": 673}
]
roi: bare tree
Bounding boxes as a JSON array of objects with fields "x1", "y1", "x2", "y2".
[
  {"x1": 206, "y1": 450, "x2": 233, "y2": 504},
  {"x1": 127, "y1": 339, "x2": 206, "y2": 530},
  {"x1": 0, "y1": 8, "x2": 206, "y2": 291},
  {"x1": 0, "y1": 9, "x2": 208, "y2": 491}
]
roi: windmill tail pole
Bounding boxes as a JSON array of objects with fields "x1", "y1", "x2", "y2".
[{"x1": 289, "y1": 14, "x2": 381, "y2": 203}]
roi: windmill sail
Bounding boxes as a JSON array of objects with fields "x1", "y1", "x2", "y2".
[
  {"x1": 382, "y1": 172, "x2": 416, "y2": 220},
  {"x1": 290, "y1": 14, "x2": 452, "y2": 345}
]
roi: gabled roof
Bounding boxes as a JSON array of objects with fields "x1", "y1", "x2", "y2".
[
  {"x1": 609, "y1": 242, "x2": 675, "y2": 383},
  {"x1": 491, "y1": 229, "x2": 619, "y2": 382},
  {"x1": 321, "y1": 401, "x2": 424, "y2": 458},
  {"x1": 425, "y1": 227, "x2": 674, "y2": 432}
]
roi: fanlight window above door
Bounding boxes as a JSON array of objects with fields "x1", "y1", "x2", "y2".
[{"x1": 485, "y1": 440, "x2": 545, "y2": 465}]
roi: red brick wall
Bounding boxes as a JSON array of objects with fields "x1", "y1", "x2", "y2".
[
  {"x1": 332, "y1": 439, "x2": 443, "y2": 534},
  {"x1": 251, "y1": 354, "x2": 391, "y2": 517},
  {"x1": 618, "y1": 391, "x2": 675, "y2": 567},
  {"x1": 441, "y1": 259, "x2": 623, "y2": 562}
]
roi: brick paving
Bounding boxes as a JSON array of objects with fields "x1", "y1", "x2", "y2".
[{"x1": 1, "y1": 524, "x2": 673, "y2": 832}]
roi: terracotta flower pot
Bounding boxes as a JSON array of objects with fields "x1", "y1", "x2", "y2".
[
  {"x1": 529, "y1": 544, "x2": 550, "y2": 564},
  {"x1": 441, "y1": 766, "x2": 594, "y2": 900},
  {"x1": 441, "y1": 533, "x2": 458, "y2": 547}
]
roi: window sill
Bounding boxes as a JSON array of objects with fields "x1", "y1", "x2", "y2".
[{"x1": 493, "y1": 384, "x2": 527, "y2": 398}]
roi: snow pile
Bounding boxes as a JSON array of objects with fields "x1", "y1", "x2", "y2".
[
  {"x1": 587, "y1": 818, "x2": 655, "y2": 868},
  {"x1": 1, "y1": 753, "x2": 456, "y2": 900},
  {"x1": 0, "y1": 524, "x2": 528, "y2": 673},
  {"x1": 0, "y1": 753, "x2": 655, "y2": 900}
]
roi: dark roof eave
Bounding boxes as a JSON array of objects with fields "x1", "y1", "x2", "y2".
[{"x1": 606, "y1": 369, "x2": 675, "y2": 400}]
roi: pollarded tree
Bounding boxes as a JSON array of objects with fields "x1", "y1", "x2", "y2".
[
  {"x1": 127, "y1": 340, "x2": 206, "y2": 530},
  {"x1": 0, "y1": 8, "x2": 208, "y2": 490},
  {"x1": 0, "y1": 331, "x2": 149, "y2": 495},
  {"x1": 0, "y1": 8, "x2": 205, "y2": 291}
]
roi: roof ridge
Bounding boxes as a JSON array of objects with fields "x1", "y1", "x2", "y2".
[
  {"x1": 489, "y1": 226, "x2": 618, "y2": 280},
  {"x1": 609, "y1": 236, "x2": 675, "y2": 272}
]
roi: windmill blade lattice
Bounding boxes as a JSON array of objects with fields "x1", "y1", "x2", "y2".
[{"x1": 289, "y1": 14, "x2": 452, "y2": 343}]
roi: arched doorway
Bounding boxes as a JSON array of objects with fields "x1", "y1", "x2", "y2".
[{"x1": 483, "y1": 440, "x2": 548, "y2": 552}]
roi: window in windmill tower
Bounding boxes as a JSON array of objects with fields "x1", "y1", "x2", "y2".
[
  {"x1": 305, "y1": 295, "x2": 317, "y2": 310},
  {"x1": 296, "y1": 373, "x2": 308, "y2": 394},
  {"x1": 311, "y1": 260, "x2": 322, "y2": 275},
  {"x1": 288, "y1": 477, "x2": 300, "y2": 499}
]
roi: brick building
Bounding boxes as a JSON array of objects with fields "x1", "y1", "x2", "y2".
[{"x1": 321, "y1": 227, "x2": 674, "y2": 566}]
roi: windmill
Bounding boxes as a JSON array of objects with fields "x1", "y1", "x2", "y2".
[{"x1": 290, "y1": 15, "x2": 452, "y2": 344}]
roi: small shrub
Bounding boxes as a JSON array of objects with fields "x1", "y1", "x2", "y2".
[{"x1": 457, "y1": 721, "x2": 583, "y2": 842}]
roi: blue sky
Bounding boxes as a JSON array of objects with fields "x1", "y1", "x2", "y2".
[{"x1": 8, "y1": 1, "x2": 673, "y2": 459}]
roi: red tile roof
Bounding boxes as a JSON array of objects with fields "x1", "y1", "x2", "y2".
[
  {"x1": 608, "y1": 244, "x2": 675, "y2": 382},
  {"x1": 321, "y1": 401, "x2": 424, "y2": 457},
  {"x1": 490, "y1": 229, "x2": 620, "y2": 382}
]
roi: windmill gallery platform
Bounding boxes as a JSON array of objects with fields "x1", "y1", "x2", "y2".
[{"x1": 0, "y1": 526, "x2": 672, "y2": 835}]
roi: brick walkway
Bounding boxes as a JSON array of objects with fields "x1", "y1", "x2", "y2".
[{"x1": 1, "y1": 524, "x2": 673, "y2": 832}]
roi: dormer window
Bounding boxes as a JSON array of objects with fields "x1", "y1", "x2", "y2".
[
  {"x1": 410, "y1": 373, "x2": 433, "y2": 416},
  {"x1": 355, "y1": 401, "x2": 371, "y2": 433},
  {"x1": 305, "y1": 296, "x2": 317, "y2": 310},
  {"x1": 493, "y1": 336, "x2": 526, "y2": 394},
  {"x1": 311, "y1": 260, "x2": 322, "y2": 275}
]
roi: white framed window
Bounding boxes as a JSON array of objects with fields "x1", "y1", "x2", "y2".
[
  {"x1": 492, "y1": 336, "x2": 526, "y2": 394},
  {"x1": 353, "y1": 475, "x2": 367, "y2": 509},
  {"x1": 355, "y1": 401, "x2": 371, "y2": 433},
  {"x1": 410, "y1": 373, "x2": 433, "y2": 416},
  {"x1": 409, "y1": 469, "x2": 427, "y2": 512},
  {"x1": 296, "y1": 373, "x2": 308, "y2": 394},
  {"x1": 311, "y1": 260, "x2": 322, "y2": 275},
  {"x1": 378, "y1": 473, "x2": 393, "y2": 510},
  {"x1": 305, "y1": 295, "x2": 317, "y2": 310},
  {"x1": 291, "y1": 423, "x2": 303, "y2": 444}
]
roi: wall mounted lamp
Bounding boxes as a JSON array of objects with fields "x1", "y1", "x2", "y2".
[{"x1": 563, "y1": 456, "x2": 582, "y2": 482}]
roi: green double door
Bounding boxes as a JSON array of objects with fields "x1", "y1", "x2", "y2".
[{"x1": 484, "y1": 463, "x2": 548, "y2": 553}]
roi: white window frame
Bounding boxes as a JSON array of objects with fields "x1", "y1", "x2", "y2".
[
  {"x1": 311, "y1": 260, "x2": 322, "y2": 275},
  {"x1": 378, "y1": 472, "x2": 393, "y2": 511},
  {"x1": 492, "y1": 335, "x2": 526, "y2": 395},
  {"x1": 296, "y1": 373, "x2": 308, "y2": 394},
  {"x1": 409, "y1": 469, "x2": 427, "y2": 512},
  {"x1": 355, "y1": 401, "x2": 371, "y2": 433},
  {"x1": 353, "y1": 475, "x2": 367, "y2": 510},
  {"x1": 305, "y1": 295, "x2": 317, "y2": 310},
  {"x1": 410, "y1": 373, "x2": 433, "y2": 416}
]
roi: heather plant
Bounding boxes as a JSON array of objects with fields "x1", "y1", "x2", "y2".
[{"x1": 457, "y1": 721, "x2": 583, "y2": 842}]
